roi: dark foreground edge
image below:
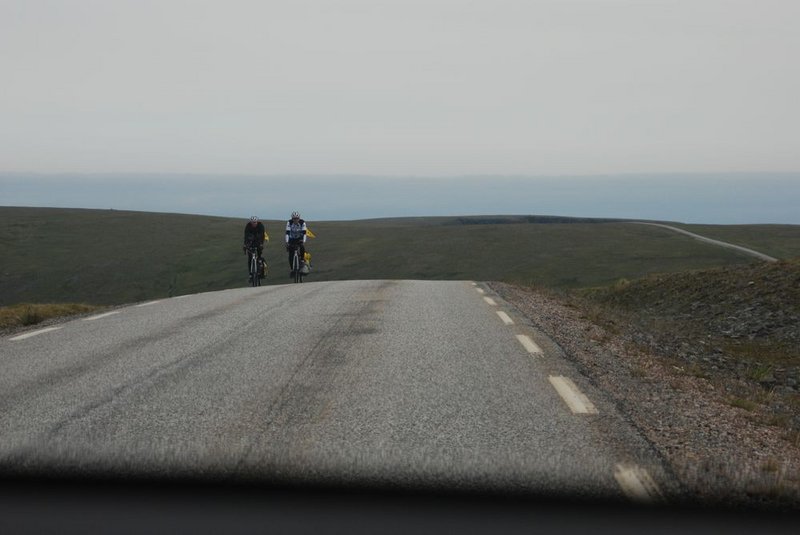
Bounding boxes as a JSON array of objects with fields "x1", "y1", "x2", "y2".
[{"x1": 1, "y1": 473, "x2": 798, "y2": 535}]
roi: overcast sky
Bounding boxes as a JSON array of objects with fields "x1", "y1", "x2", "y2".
[{"x1": 2, "y1": 0, "x2": 799, "y2": 176}]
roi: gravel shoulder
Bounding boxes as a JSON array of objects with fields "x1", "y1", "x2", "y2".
[{"x1": 490, "y1": 281, "x2": 800, "y2": 509}]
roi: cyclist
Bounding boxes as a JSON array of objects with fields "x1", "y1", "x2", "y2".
[
  {"x1": 243, "y1": 216, "x2": 268, "y2": 281},
  {"x1": 285, "y1": 211, "x2": 308, "y2": 276}
]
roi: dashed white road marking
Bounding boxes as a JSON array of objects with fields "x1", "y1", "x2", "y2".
[
  {"x1": 9, "y1": 326, "x2": 63, "y2": 341},
  {"x1": 614, "y1": 464, "x2": 663, "y2": 503},
  {"x1": 135, "y1": 300, "x2": 161, "y2": 307},
  {"x1": 83, "y1": 311, "x2": 121, "y2": 322},
  {"x1": 496, "y1": 311, "x2": 514, "y2": 325},
  {"x1": 515, "y1": 334, "x2": 542, "y2": 355},
  {"x1": 475, "y1": 288, "x2": 485, "y2": 294},
  {"x1": 483, "y1": 296, "x2": 497, "y2": 306},
  {"x1": 548, "y1": 376, "x2": 598, "y2": 414}
]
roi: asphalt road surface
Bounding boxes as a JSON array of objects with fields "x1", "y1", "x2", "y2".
[{"x1": 1, "y1": 280, "x2": 673, "y2": 501}]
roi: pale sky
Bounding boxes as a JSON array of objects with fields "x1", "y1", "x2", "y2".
[{"x1": 2, "y1": 0, "x2": 799, "y2": 176}]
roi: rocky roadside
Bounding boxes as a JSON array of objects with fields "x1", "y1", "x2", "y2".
[{"x1": 490, "y1": 281, "x2": 800, "y2": 509}]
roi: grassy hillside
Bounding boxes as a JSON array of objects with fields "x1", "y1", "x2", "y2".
[
  {"x1": 1, "y1": 208, "x2": 244, "y2": 306},
  {"x1": 1, "y1": 207, "x2": 791, "y2": 306},
  {"x1": 310, "y1": 217, "x2": 761, "y2": 286},
  {"x1": 577, "y1": 259, "x2": 800, "y2": 437},
  {"x1": 677, "y1": 224, "x2": 800, "y2": 260},
  {"x1": 582, "y1": 259, "x2": 800, "y2": 360}
]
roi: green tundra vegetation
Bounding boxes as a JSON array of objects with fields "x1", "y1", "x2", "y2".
[{"x1": 2, "y1": 207, "x2": 797, "y2": 310}]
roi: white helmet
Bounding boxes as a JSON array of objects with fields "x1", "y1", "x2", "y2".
[
  {"x1": 291, "y1": 211, "x2": 300, "y2": 219},
  {"x1": 249, "y1": 215, "x2": 259, "y2": 222}
]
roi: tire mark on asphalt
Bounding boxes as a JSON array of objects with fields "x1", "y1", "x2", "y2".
[
  {"x1": 234, "y1": 281, "x2": 396, "y2": 470},
  {"x1": 0, "y1": 285, "x2": 321, "y2": 451}
]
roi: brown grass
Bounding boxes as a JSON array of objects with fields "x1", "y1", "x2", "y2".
[
  {"x1": 729, "y1": 397, "x2": 759, "y2": 412},
  {"x1": 0, "y1": 303, "x2": 101, "y2": 329}
]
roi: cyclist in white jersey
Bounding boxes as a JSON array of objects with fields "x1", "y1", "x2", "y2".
[{"x1": 285, "y1": 211, "x2": 308, "y2": 274}]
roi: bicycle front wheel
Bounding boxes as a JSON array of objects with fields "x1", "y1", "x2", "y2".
[
  {"x1": 251, "y1": 255, "x2": 259, "y2": 287},
  {"x1": 293, "y1": 252, "x2": 301, "y2": 283}
]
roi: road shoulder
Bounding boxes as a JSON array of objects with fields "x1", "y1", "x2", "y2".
[{"x1": 490, "y1": 281, "x2": 800, "y2": 509}]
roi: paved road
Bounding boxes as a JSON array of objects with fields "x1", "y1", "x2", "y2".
[
  {"x1": 632, "y1": 222, "x2": 778, "y2": 262},
  {"x1": 1, "y1": 280, "x2": 672, "y2": 500}
]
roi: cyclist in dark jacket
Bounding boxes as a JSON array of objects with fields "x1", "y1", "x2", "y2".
[{"x1": 243, "y1": 216, "x2": 268, "y2": 279}]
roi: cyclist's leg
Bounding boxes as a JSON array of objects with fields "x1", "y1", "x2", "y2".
[
  {"x1": 287, "y1": 240, "x2": 298, "y2": 269},
  {"x1": 257, "y1": 245, "x2": 265, "y2": 278},
  {"x1": 245, "y1": 241, "x2": 255, "y2": 271}
]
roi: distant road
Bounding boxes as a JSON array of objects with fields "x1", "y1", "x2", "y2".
[
  {"x1": 1, "y1": 281, "x2": 670, "y2": 500},
  {"x1": 632, "y1": 222, "x2": 778, "y2": 262}
]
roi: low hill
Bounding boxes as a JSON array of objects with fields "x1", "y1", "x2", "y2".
[
  {"x1": 677, "y1": 223, "x2": 800, "y2": 260},
  {"x1": 2, "y1": 206, "x2": 796, "y2": 306},
  {"x1": 492, "y1": 258, "x2": 800, "y2": 505},
  {"x1": 575, "y1": 258, "x2": 800, "y2": 442},
  {"x1": 582, "y1": 259, "x2": 800, "y2": 363}
]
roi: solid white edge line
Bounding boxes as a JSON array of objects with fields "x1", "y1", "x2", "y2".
[
  {"x1": 548, "y1": 376, "x2": 599, "y2": 414},
  {"x1": 496, "y1": 311, "x2": 514, "y2": 325},
  {"x1": 9, "y1": 326, "x2": 63, "y2": 341},
  {"x1": 483, "y1": 296, "x2": 497, "y2": 306},
  {"x1": 515, "y1": 334, "x2": 542, "y2": 354},
  {"x1": 83, "y1": 311, "x2": 121, "y2": 321},
  {"x1": 135, "y1": 300, "x2": 161, "y2": 307},
  {"x1": 614, "y1": 464, "x2": 663, "y2": 503}
]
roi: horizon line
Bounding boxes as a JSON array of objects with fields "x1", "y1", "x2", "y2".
[{"x1": 2, "y1": 170, "x2": 800, "y2": 179}]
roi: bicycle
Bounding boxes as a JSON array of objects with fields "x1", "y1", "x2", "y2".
[
  {"x1": 289, "y1": 244, "x2": 304, "y2": 284},
  {"x1": 245, "y1": 243, "x2": 263, "y2": 287}
]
